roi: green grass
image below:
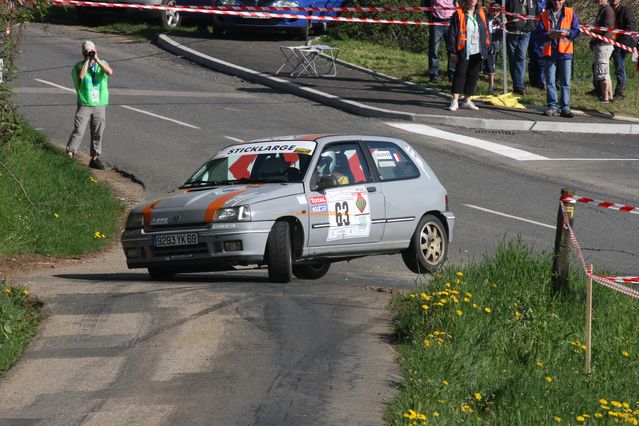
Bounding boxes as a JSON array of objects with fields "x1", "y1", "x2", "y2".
[
  {"x1": 0, "y1": 119, "x2": 123, "y2": 255},
  {"x1": 323, "y1": 35, "x2": 639, "y2": 117},
  {"x1": 0, "y1": 283, "x2": 41, "y2": 374},
  {"x1": 387, "y1": 240, "x2": 639, "y2": 425}
]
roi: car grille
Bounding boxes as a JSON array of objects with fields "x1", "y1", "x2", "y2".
[{"x1": 151, "y1": 243, "x2": 210, "y2": 258}]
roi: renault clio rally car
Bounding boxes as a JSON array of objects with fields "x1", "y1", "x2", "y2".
[{"x1": 121, "y1": 135, "x2": 454, "y2": 282}]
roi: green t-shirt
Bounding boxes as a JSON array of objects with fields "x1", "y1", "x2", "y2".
[{"x1": 72, "y1": 60, "x2": 109, "y2": 106}]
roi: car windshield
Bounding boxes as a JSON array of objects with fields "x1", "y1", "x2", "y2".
[{"x1": 181, "y1": 150, "x2": 314, "y2": 188}]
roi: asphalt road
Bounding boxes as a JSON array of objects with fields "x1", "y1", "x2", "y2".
[{"x1": 3, "y1": 22, "x2": 639, "y2": 425}]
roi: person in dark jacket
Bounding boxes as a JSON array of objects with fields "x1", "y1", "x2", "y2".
[
  {"x1": 446, "y1": 0, "x2": 491, "y2": 111},
  {"x1": 610, "y1": 0, "x2": 636, "y2": 99},
  {"x1": 528, "y1": 0, "x2": 547, "y2": 89},
  {"x1": 505, "y1": 0, "x2": 537, "y2": 94}
]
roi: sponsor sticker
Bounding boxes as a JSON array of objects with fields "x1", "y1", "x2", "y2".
[
  {"x1": 373, "y1": 150, "x2": 393, "y2": 160},
  {"x1": 214, "y1": 141, "x2": 316, "y2": 158},
  {"x1": 309, "y1": 195, "x2": 328, "y2": 205},
  {"x1": 311, "y1": 204, "x2": 328, "y2": 213}
]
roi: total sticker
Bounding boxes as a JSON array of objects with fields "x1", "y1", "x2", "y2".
[{"x1": 325, "y1": 185, "x2": 371, "y2": 241}]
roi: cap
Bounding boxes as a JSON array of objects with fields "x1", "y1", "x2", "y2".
[{"x1": 82, "y1": 40, "x2": 96, "y2": 52}]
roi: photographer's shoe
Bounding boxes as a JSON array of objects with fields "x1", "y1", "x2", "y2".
[{"x1": 89, "y1": 157, "x2": 106, "y2": 170}]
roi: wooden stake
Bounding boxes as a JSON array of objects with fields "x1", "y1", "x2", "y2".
[
  {"x1": 552, "y1": 188, "x2": 574, "y2": 294},
  {"x1": 585, "y1": 264, "x2": 593, "y2": 375}
]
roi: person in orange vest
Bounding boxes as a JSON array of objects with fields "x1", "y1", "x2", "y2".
[
  {"x1": 533, "y1": 0, "x2": 580, "y2": 118},
  {"x1": 445, "y1": 0, "x2": 491, "y2": 111}
]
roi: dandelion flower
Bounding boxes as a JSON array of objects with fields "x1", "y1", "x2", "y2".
[
  {"x1": 4, "y1": 287, "x2": 11, "y2": 295},
  {"x1": 442, "y1": 380, "x2": 449, "y2": 385},
  {"x1": 545, "y1": 376, "x2": 553, "y2": 383},
  {"x1": 403, "y1": 409, "x2": 417, "y2": 420},
  {"x1": 536, "y1": 360, "x2": 544, "y2": 368},
  {"x1": 576, "y1": 416, "x2": 585, "y2": 422},
  {"x1": 612, "y1": 401, "x2": 623, "y2": 408},
  {"x1": 422, "y1": 304, "x2": 429, "y2": 310},
  {"x1": 553, "y1": 416, "x2": 562, "y2": 422},
  {"x1": 456, "y1": 309, "x2": 463, "y2": 316},
  {"x1": 514, "y1": 310, "x2": 522, "y2": 318},
  {"x1": 90, "y1": 176, "x2": 97, "y2": 183},
  {"x1": 484, "y1": 307, "x2": 492, "y2": 314},
  {"x1": 474, "y1": 392, "x2": 482, "y2": 400},
  {"x1": 594, "y1": 413, "x2": 604, "y2": 418},
  {"x1": 598, "y1": 399, "x2": 608, "y2": 405},
  {"x1": 22, "y1": 290, "x2": 29, "y2": 296},
  {"x1": 456, "y1": 271, "x2": 464, "y2": 277},
  {"x1": 433, "y1": 412, "x2": 440, "y2": 417},
  {"x1": 622, "y1": 351, "x2": 630, "y2": 357},
  {"x1": 53, "y1": 213, "x2": 60, "y2": 219}
]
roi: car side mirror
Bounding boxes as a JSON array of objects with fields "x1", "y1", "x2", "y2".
[{"x1": 316, "y1": 175, "x2": 339, "y2": 191}]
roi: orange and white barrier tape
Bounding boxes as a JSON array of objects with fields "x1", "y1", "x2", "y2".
[
  {"x1": 560, "y1": 202, "x2": 639, "y2": 299},
  {"x1": 561, "y1": 193, "x2": 639, "y2": 216}
]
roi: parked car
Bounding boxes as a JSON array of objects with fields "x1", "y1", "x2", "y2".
[
  {"x1": 166, "y1": 0, "x2": 344, "y2": 40},
  {"x1": 121, "y1": 134, "x2": 454, "y2": 282},
  {"x1": 75, "y1": 0, "x2": 179, "y2": 29}
]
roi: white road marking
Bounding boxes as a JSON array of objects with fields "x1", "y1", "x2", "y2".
[
  {"x1": 34, "y1": 78, "x2": 200, "y2": 129},
  {"x1": 224, "y1": 136, "x2": 245, "y2": 143},
  {"x1": 19, "y1": 86, "x2": 255, "y2": 98},
  {"x1": 464, "y1": 204, "x2": 556, "y2": 229},
  {"x1": 119, "y1": 105, "x2": 200, "y2": 129},
  {"x1": 386, "y1": 122, "x2": 548, "y2": 161}
]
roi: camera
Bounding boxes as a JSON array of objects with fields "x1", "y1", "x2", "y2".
[{"x1": 88, "y1": 51, "x2": 96, "y2": 57}]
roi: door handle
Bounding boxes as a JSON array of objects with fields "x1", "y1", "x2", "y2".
[{"x1": 367, "y1": 186, "x2": 377, "y2": 193}]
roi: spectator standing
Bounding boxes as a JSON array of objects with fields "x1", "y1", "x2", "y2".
[
  {"x1": 66, "y1": 40, "x2": 113, "y2": 170},
  {"x1": 528, "y1": 0, "x2": 547, "y2": 88},
  {"x1": 505, "y1": 0, "x2": 537, "y2": 94},
  {"x1": 422, "y1": 0, "x2": 457, "y2": 82},
  {"x1": 534, "y1": 0, "x2": 580, "y2": 118},
  {"x1": 610, "y1": 0, "x2": 636, "y2": 100},
  {"x1": 484, "y1": 2, "x2": 503, "y2": 94},
  {"x1": 446, "y1": 0, "x2": 491, "y2": 111},
  {"x1": 590, "y1": 0, "x2": 615, "y2": 103}
]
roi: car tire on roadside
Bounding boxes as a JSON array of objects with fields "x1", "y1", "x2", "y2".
[
  {"x1": 161, "y1": 0, "x2": 181, "y2": 30},
  {"x1": 292, "y1": 262, "x2": 330, "y2": 280},
  {"x1": 401, "y1": 214, "x2": 448, "y2": 274},
  {"x1": 266, "y1": 221, "x2": 293, "y2": 283}
]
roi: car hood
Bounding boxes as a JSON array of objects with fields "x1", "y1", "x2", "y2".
[{"x1": 135, "y1": 183, "x2": 303, "y2": 227}]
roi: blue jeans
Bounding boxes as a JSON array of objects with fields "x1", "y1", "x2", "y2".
[
  {"x1": 612, "y1": 47, "x2": 627, "y2": 89},
  {"x1": 544, "y1": 57, "x2": 572, "y2": 111},
  {"x1": 428, "y1": 23, "x2": 455, "y2": 79},
  {"x1": 506, "y1": 32, "x2": 531, "y2": 89}
]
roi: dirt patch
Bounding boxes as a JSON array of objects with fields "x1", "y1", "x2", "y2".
[{"x1": 0, "y1": 151, "x2": 145, "y2": 283}]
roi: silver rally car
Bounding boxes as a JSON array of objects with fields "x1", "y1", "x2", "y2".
[{"x1": 121, "y1": 134, "x2": 455, "y2": 282}]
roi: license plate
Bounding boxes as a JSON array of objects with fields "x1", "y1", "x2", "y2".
[{"x1": 153, "y1": 233, "x2": 198, "y2": 248}]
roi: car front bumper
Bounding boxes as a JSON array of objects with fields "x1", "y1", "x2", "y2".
[{"x1": 121, "y1": 220, "x2": 274, "y2": 270}]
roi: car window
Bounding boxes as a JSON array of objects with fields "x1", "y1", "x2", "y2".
[
  {"x1": 315, "y1": 144, "x2": 370, "y2": 186},
  {"x1": 367, "y1": 142, "x2": 420, "y2": 181}
]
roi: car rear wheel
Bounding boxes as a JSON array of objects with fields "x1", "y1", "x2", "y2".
[
  {"x1": 161, "y1": 0, "x2": 181, "y2": 30},
  {"x1": 266, "y1": 221, "x2": 293, "y2": 283},
  {"x1": 292, "y1": 262, "x2": 330, "y2": 280},
  {"x1": 402, "y1": 214, "x2": 448, "y2": 274},
  {"x1": 148, "y1": 267, "x2": 176, "y2": 280}
]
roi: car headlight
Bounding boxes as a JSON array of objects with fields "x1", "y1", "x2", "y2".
[
  {"x1": 215, "y1": 205, "x2": 251, "y2": 222},
  {"x1": 271, "y1": 0, "x2": 301, "y2": 6},
  {"x1": 125, "y1": 213, "x2": 144, "y2": 230},
  {"x1": 218, "y1": 0, "x2": 241, "y2": 5}
]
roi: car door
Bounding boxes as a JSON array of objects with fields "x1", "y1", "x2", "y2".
[{"x1": 307, "y1": 142, "x2": 386, "y2": 247}]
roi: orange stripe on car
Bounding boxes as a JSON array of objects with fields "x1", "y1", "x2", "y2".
[
  {"x1": 143, "y1": 200, "x2": 162, "y2": 227},
  {"x1": 203, "y1": 191, "x2": 244, "y2": 222}
]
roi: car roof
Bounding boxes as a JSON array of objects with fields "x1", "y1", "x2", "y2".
[{"x1": 248, "y1": 134, "x2": 407, "y2": 145}]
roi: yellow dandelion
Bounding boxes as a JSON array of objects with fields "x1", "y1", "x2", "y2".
[
  {"x1": 4, "y1": 287, "x2": 11, "y2": 295},
  {"x1": 491, "y1": 283, "x2": 497, "y2": 288},
  {"x1": 545, "y1": 376, "x2": 553, "y2": 383},
  {"x1": 553, "y1": 416, "x2": 561, "y2": 422},
  {"x1": 423, "y1": 340, "x2": 431, "y2": 348},
  {"x1": 463, "y1": 297, "x2": 471, "y2": 303},
  {"x1": 594, "y1": 413, "x2": 604, "y2": 418},
  {"x1": 514, "y1": 310, "x2": 522, "y2": 318},
  {"x1": 90, "y1": 176, "x2": 97, "y2": 183},
  {"x1": 53, "y1": 213, "x2": 60, "y2": 219},
  {"x1": 438, "y1": 399, "x2": 445, "y2": 404},
  {"x1": 23, "y1": 289, "x2": 29, "y2": 296},
  {"x1": 472, "y1": 303, "x2": 479, "y2": 309},
  {"x1": 599, "y1": 399, "x2": 608, "y2": 405},
  {"x1": 474, "y1": 392, "x2": 482, "y2": 400},
  {"x1": 433, "y1": 412, "x2": 440, "y2": 417},
  {"x1": 536, "y1": 360, "x2": 544, "y2": 368},
  {"x1": 403, "y1": 409, "x2": 417, "y2": 420},
  {"x1": 484, "y1": 307, "x2": 492, "y2": 314},
  {"x1": 456, "y1": 309, "x2": 463, "y2": 316},
  {"x1": 622, "y1": 351, "x2": 630, "y2": 357},
  {"x1": 581, "y1": 345, "x2": 587, "y2": 350},
  {"x1": 612, "y1": 401, "x2": 623, "y2": 408},
  {"x1": 456, "y1": 271, "x2": 464, "y2": 277},
  {"x1": 442, "y1": 380, "x2": 449, "y2": 385},
  {"x1": 416, "y1": 413, "x2": 427, "y2": 421},
  {"x1": 422, "y1": 304, "x2": 429, "y2": 310},
  {"x1": 576, "y1": 416, "x2": 585, "y2": 422},
  {"x1": 409, "y1": 293, "x2": 416, "y2": 298}
]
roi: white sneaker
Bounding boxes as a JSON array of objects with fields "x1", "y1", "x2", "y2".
[
  {"x1": 462, "y1": 100, "x2": 479, "y2": 110},
  {"x1": 448, "y1": 100, "x2": 459, "y2": 111}
]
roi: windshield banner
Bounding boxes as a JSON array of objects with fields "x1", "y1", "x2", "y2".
[{"x1": 214, "y1": 141, "x2": 316, "y2": 158}]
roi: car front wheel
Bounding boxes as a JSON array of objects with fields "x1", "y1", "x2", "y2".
[
  {"x1": 161, "y1": 0, "x2": 181, "y2": 29},
  {"x1": 402, "y1": 214, "x2": 448, "y2": 274},
  {"x1": 266, "y1": 221, "x2": 293, "y2": 283},
  {"x1": 292, "y1": 262, "x2": 330, "y2": 280}
]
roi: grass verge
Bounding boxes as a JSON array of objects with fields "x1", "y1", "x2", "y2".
[
  {"x1": 0, "y1": 283, "x2": 41, "y2": 374},
  {"x1": 323, "y1": 35, "x2": 639, "y2": 118},
  {"x1": 388, "y1": 240, "x2": 639, "y2": 425},
  {"x1": 0, "y1": 117, "x2": 123, "y2": 256}
]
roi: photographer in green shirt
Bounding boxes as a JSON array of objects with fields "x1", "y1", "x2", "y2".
[{"x1": 65, "y1": 40, "x2": 113, "y2": 170}]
